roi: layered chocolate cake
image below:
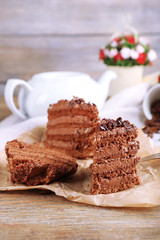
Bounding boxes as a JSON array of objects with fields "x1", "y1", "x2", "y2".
[
  {"x1": 5, "y1": 140, "x2": 78, "y2": 186},
  {"x1": 45, "y1": 97, "x2": 99, "y2": 158},
  {"x1": 91, "y1": 117, "x2": 140, "y2": 194}
]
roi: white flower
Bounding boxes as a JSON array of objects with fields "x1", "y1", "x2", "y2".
[
  {"x1": 109, "y1": 48, "x2": 118, "y2": 58},
  {"x1": 139, "y1": 37, "x2": 149, "y2": 45},
  {"x1": 104, "y1": 49, "x2": 110, "y2": 57},
  {"x1": 136, "y1": 45, "x2": 145, "y2": 53},
  {"x1": 120, "y1": 47, "x2": 130, "y2": 59},
  {"x1": 110, "y1": 40, "x2": 118, "y2": 47},
  {"x1": 130, "y1": 49, "x2": 139, "y2": 59},
  {"x1": 119, "y1": 40, "x2": 125, "y2": 45},
  {"x1": 148, "y1": 49, "x2": 157, "y2": 61}
]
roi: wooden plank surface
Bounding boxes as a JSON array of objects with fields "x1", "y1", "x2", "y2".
[
  {"x1": 0, "y1": 190, "x2": 160, "y2": 240},
  {"x1": 0, "y1": 0, "x2": 160, "y2": 35},
  {"x1": 0, "y1": 35, "x2": 159, "y2": 83}
]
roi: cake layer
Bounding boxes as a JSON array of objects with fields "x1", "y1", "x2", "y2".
[
  {"x1": 46, "y1": 126, "x2": 95, "y2": 137},
  {"x1": 6, "y1": 140, "x2": 76, "y2": 163},
  {"x1": 91, "y1": 156, "x2": 140, "y2": 176},
  {"x1": 95, "y1": 139, "x2": 140, "y2": 158},
  {"x1": 95, "y1": 118, "x2": 139, "y2": 158},
  {"x1": 46, "y1": 127, "x2": 96, "y2": 141},
  {"x1": 46, "y1": 126, "x2": 96, "y2": 158},
  {"x1": 44, "y1": 138, "x2": 95, "y2": 159},
  {"x1": 48, "y1": 98, "x2": 99, "y2": 119},
  {"x1": 96, "y1": 126, "x2": 138, "y2": 143},
  {"x1": 91, "y1": 171, "x2": 139, "y2": 194},
  {"x1": 45, "y1": 132, "x2": 96, "y2": 149},
  {"x1": 98, "y1": 118, "x2": 138, "y2": 139},
  {"x1": 5, "y1": 140, "x2": 78, "y2": 186},
  {"x1": 47, "y1": 115, "x2": 98, "y2": 127},
  {"x1": 44, "y1": 146, "x2": 94, "y2": 159}
]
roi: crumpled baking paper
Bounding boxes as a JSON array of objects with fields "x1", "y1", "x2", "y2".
[{"x1": 0, "y1": 125, "x2": 160, "y2": 208}]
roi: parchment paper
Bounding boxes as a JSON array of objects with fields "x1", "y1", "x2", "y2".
[{"x1": 0, "y1": 125, "x2": 160, "y2": 208}]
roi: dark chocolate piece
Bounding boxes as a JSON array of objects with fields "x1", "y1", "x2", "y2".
[{"x1": 143, "y1": 100, "x2": 160, "y2": 138}]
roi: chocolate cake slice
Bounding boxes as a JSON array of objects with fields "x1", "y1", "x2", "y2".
[
  {"x1": 95, "y1": 118, "x2": 139, "y2": 160},
  {"x1": 91, "y1": 117, "x2": 140, "y2": 194},
  {"x1": 5, "y1": 140, "x2": 78, "y2": 186},
  {"x1": 45, "y1": 97, "x2": 99, "y2": 158}
]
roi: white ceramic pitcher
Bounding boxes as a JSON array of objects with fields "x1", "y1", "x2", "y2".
[{"x1": 4, "y1": 71, "x2": 116, "y2": 119}]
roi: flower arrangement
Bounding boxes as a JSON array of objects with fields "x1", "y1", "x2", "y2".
[{"x1": 99, "y1": 34, "x2": 157, "y2": 67}]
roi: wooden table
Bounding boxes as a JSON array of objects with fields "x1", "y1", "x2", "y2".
[{"x1": 0, "y1": 97, "x2": 160, "y2": 240}]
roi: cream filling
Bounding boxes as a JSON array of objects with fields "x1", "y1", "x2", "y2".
[
  {"x1": 46, "y1": 140, "x2": 73, "y2": 149},
  {"x1": 47, "y1": 115, "x2": 94, "y2": 126},
  {"x1": 47, "y1": 127, "x2": 93, "y2": 136}
]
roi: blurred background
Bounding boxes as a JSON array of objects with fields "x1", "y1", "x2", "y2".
[
  {"x1": 0, "y1": 0, "x2": 159, "y2": 82},
  {"x1": 0, "y1": 0, "x2": 160, "y2": 118}
]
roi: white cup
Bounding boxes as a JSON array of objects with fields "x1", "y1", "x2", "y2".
[{"x1": 142, "y1": 84, "x2": 160, "y2": 120}]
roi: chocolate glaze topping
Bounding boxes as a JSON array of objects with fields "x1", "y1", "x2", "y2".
[
  {"x1": 99, "y1": 117, "x2": 134, "y2": 131},
  {"x1": 69, "y1": 97, "x2": 84, "y2": 106},
  {"x1": 68, "y1": 96, "x2": 96, "y2": 107}
]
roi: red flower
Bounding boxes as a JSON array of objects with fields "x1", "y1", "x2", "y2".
[
  {"x1": 114, "y1": 53, "x2": 124, "y2": 63},
  {"x1": 136, "y1": 53, "x2": 146, "y2": 64},
  {"x1": 125, "y1": 35, "x2": 135, "y2": 44},
  {"x1": 114, "y1": 37, "x2": 119, "y2": 42},
  {"x1": 158, "y1": 75, "x2": 160, "y2": 83},
  {"x1": 99, "y1": 49, "x2": 105, "y2": 60}
]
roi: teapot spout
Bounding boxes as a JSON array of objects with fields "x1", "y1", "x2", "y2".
[{"x1": 98, "y1": 70, "x2": 117, "y2": 98}]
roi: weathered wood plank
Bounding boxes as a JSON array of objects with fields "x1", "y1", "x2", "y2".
[
  {"x1": 0, "y1": 35, "x2": 159, "y2": 83},
  {"x1": 0, "y1": 191, "x2": 160, "y2": 239},
  {"x1": 0, "y1": 0, "x2": 159, "y2": 35}
]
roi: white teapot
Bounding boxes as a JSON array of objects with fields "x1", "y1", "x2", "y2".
[{"x1": 4, "y1": 71, "x2": 116, "y2": 119}]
